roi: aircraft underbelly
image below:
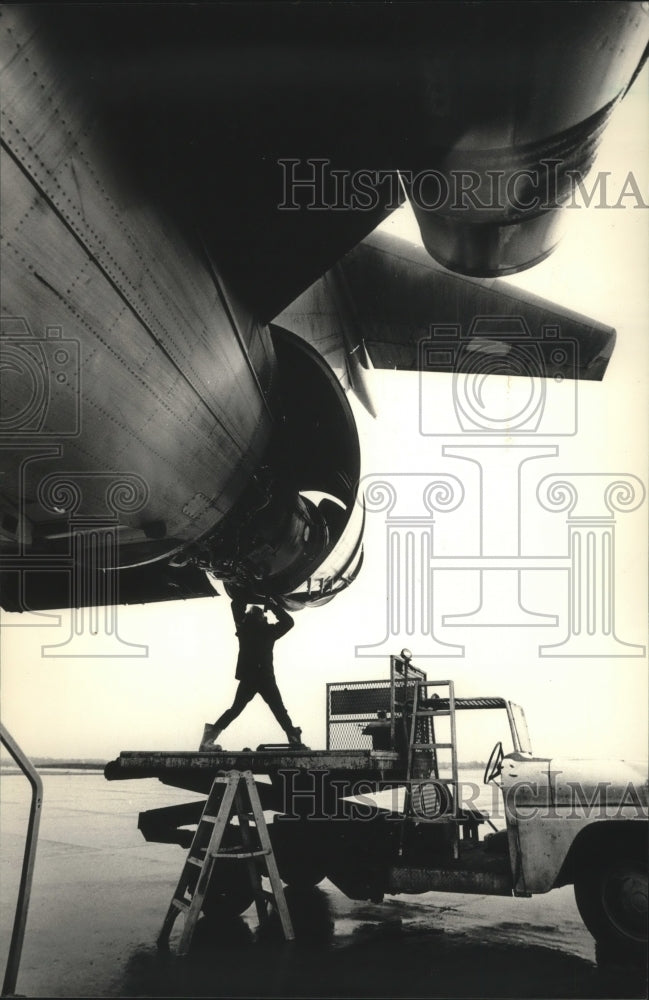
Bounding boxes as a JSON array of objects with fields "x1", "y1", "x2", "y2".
[
  {"x1": 0, "y1": 23, "x2": 276, "y2": 564},
  {"x1": 1, "y1": 3, "x2": 647, "y2": 611},
  {"x1": 0, "y1": 11, "x2": 364, "y2": 606}
]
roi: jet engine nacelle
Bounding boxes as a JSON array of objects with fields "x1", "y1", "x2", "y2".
[
  {"x1": 174, "y1": 325, "x2": 364, "y2": 609},
  {"x1": 401, "y1": 2, "x2": 649, "y2": 276}
]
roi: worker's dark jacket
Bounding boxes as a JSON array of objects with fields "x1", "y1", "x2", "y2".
[{"x1": 231, "y1": 600, "x2": 294, "y2": 681}]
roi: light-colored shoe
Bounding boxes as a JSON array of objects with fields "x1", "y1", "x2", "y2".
[{"x1": 198, "y1": 723, "x2": 220, "y2": 752}]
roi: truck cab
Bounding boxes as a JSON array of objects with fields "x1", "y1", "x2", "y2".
[{"x1": 323, "y1": 650, "x2": 647, "y2": 965}]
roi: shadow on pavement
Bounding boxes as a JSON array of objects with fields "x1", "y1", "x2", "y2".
[{"x1": 114, "y1": 887, "x2": 648, "y2": 999}]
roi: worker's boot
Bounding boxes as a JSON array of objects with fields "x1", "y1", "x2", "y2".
[
  {"x1": 198, "y1": 723, "x2": 223, "y2": 752},
  {"x1": 286, "y1": 726, "x2": 310, "y2": 750}
]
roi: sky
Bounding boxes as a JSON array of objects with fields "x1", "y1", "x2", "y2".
[{"x1": 1, "y1": 63, "x2": 647, "y2": 767}]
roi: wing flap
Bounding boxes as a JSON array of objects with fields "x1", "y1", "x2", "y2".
[{"x1": 276, "y1": 229, "x2": 616, "y2": 405}]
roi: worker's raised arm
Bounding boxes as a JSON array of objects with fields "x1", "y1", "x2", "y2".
[
  {"x1": 267, "y1": 599, "x2": 294, "y2": 638},
  {"x1": 230, "y1": 597, "x2": 247, "y2": 630}
]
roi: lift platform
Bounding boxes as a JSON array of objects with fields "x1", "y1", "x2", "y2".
[
  {"x1": 103, "y1": 652, "x2": 513, "y2": 804},
  {"x1": 104, "y1": 652, "x2": 519, "y2": 914},
  {"x1": 105, "y1": 747, "x2": 403, "y2": 795},
  {"x1": 103, "y1": 652, "x2": 435, "y2": 833}
]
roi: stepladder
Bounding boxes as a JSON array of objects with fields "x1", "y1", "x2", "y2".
[{"x1": 157, "y1": 769, "x2": 294, "y2": 955}]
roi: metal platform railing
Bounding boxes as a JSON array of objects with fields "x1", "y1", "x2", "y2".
[{"x1": 1, "y1": 724, "x2": 43, "y2": 999}]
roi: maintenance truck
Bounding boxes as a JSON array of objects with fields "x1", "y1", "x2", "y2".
[{"x1": 105, "y1": 651, "x2": 648, "y2": 966}]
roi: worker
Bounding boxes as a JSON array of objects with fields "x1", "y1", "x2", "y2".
[{"x1": 199, "y1": 595, "x2": 307, "y2": 751}]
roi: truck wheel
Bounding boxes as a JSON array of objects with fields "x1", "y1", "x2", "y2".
[
  {"x1": 278, "y1": 855, "x2": 326, "y2": 888},
  {"x1": 201, "y1": 875, "x2": 255, "y2": 918},
  {"x1": 574, "y1": 859, "x2": 648, "y2": 966},
  {"x1": 271, "y1": 820, "x2": 327, "y2": 887},
  {"x1": 186, "y1": 861, "x2": 256, "y2": 917}
]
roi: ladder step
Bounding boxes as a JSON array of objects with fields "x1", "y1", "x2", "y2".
[
  {"x1": 213, "y1": 848, "x2": 271, "y2": 860},
  {"x1": 187, "y1": 855, "x2": 203, "y2": 868},
  {"x1": 411, "y1": 742, "x2": 453, "y2": 749},
  {"x1": 200, "y1": 814, "x2": 218, "y2": 824},
  {"x1": 415, "y1": 709, "x2": 451, "y2": 717},
  {"x1": 171, "y1": 898, "x2": 190, "y2": 912}
]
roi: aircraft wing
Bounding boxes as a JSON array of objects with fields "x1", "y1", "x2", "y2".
[{"x1": 275, "y1": 230, "x2": 615, "y2": 417}]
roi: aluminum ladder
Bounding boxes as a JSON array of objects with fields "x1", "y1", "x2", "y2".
[
  {"x1": 157, "y1": 769, "x2": 294, "y2": 954},
  {"x1": 403, "y1": 679, "x2": 461, "y2": 859}
]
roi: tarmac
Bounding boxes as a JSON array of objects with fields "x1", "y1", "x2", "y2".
[{"x1": 1, "y1": 771, "x2": 647, "y2": 999}]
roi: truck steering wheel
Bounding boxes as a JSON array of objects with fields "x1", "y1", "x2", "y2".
[{"x1": 483, "y1": 741, "x2": 504, "y2": 784}]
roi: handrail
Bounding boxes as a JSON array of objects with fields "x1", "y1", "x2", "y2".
[{"x1": 0, "y1": 724, "x2": 43, "y2": 998}]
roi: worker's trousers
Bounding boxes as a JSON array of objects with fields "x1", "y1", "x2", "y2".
[{"x1": 214, "y1": 673, "x2": 294, "y2": 735}]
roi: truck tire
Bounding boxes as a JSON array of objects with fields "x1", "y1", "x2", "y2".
[
  {"x1": 201, "y1": 875, "x2": 255, "y2": 918},
  {"x1": 271, "y1": 819, "x2": 327, "y2": 887},
  {"x1": 278, "y1": 855, "x2": 326, "y2": 888},
  {"x1": 574, "y1": 858, "x2": 648, "y2": 967}
]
